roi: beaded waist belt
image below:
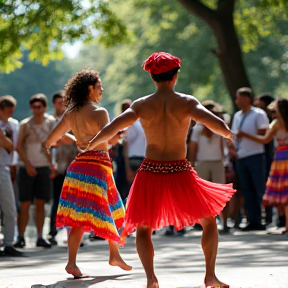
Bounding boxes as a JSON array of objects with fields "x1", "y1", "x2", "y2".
[{"x1": 138, "y1": 158, "x2": 193, "y2": 173}]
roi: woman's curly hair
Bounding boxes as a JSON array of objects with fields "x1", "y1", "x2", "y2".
[
  {"x1": 277, "y1": 98, "x2": 288, "y2": 131},
  {"x1": 65, "y1": 69, "x2": 100, "y2": 111}
]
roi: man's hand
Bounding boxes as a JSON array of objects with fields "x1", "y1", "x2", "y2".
[
  {"x1": 126, "y1": 168, "x2": 136, "y2": 183},
  {"x1": 25, "y1": 161, "x2": 37, "y2": 177},
  {"x1": 10, "y1": 165, "x2": 17, "y2": 182}
]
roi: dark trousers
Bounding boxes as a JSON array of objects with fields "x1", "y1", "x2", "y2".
[
  {"x1": 235, "y1": 153, "x2": 266, "y2": 225},
  {"x1": 49, "y1": 173, "x2": 65, "y2": 236}
]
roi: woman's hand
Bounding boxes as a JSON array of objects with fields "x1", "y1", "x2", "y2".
[{"x1": 236, "y1": 130, "x2": 245, "y2": 140}]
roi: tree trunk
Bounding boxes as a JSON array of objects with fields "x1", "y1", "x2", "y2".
[{"x1": 178, "y1": 0, "x2": 251, "y2": 110}]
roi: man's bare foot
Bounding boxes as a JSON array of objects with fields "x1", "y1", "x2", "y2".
[
  {"x1": 109, "y1": 256, "x2": 132, "y2": 271},
  {"x1": 147, "y1": 276, "x2": 159, "y2": 288},
  {"x1": 65, "y1": 264, "x2": 83, "y2": 278},
  {"x1": 205, "y1": 275, "x2": 229, "y2": 288}
]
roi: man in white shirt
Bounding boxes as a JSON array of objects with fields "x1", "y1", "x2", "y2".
[
  {"x1": 232, "y1": 87, "x2": 269, "y2": 231},
  {"x1": 0, "y1": 95, "x2": 23, "y2": 256},
  {"x1": 124, "y1": 119, "x2": 146, "y2": 187}
]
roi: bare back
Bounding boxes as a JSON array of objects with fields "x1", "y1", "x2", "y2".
[
  {"x1": 133, "y1": 91, "x2": 193, "y2": 161},
  {"x1": 67, "y1": 103, "x2": 108, "y2": 151}
]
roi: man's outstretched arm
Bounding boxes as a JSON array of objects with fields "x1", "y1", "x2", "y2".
[
  {"x1": 88, "y1": 107, "x2": 139, "y2": 150},
  {"x1": 188, "y1": 97, "x2": 233, "y2": 139}
]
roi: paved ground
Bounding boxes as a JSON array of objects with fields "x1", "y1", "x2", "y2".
[{"x1": 1, "y1": 220, "x2": 288, "y2": 288}]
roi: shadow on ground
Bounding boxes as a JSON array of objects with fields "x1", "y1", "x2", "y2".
[{"x1": 31, "y1": 274, "x2": 130, "y2": 288}]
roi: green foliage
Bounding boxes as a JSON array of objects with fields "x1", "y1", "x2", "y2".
[
  {"x1": 100, "y1": 0, "x2": 230, "y2": 109},
  {"x1": 0, "y1": 0, "x2": 127, "y2": 72},
  {"x1": 2, "y1": 0, "x2": 288, "y2": 120},
  {"x1": 235, "y1": 0, "x2": 288, "y2": 52},
  {"x1": 0, "y1": 51, "x2": 72, "y2": 120}
]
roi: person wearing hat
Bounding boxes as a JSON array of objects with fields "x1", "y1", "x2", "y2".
[
  {"x1": 85, "y1": 52, "x2": 234, "y2": 288},
  {"x1": 188, "y1": 100, "x2": 230, "y2": 233},
  {"x1": 0, "y1": 95, "x2": 23, "y2": 256}
]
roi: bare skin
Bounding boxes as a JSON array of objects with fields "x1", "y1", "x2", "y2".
[
  {"x1": 87, "y1": 74, "x2": 233, "y2": 288},
  {"x1": 45, "y1": 79, "x2": 131, "y2": 277}
]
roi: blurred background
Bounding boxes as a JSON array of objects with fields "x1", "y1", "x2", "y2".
[{"x1": 0, "y1": 0, "x2": 288, "y2": 120}]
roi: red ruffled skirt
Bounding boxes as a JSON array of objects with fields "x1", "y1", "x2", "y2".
[{"x1": 121, "y1": 158, "x2": 236, "y2": 241}]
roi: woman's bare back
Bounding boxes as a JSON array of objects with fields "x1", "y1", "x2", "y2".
[{"x1": 67, "y1": 103, "x2": 108, "y2": 151}]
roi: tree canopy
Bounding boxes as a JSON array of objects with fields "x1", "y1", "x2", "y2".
[
  {"x1": 1, "y1": 0, "x2": 288, "y2": 121},
  {"x1": 0, "y1": 0, "x2": 127, "y2": 72}
]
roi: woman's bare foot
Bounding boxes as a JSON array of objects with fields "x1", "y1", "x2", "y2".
[
  {"x1": 147, "y1": 276, "x2": 159, "y2": 288},
  {"x1": 109, "y1": 256, "x2": 132, "y2": 271},
  {"x1": 281, "y1": 228, "x2": 288, "y2": 235},
  {"x1": 65, "y1": 264, "x2": 83, "y2": 278},
  {"x1": 205, "y1": 275, "x2": 229, "y2": 288}
]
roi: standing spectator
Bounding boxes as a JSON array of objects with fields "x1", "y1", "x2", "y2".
[
  {"x1": 254, "y1": 93, "x2": 275, "y2": 225},
  {"x1": 238, "y1": 98, "x2": 288, "y2": 234},
  {"x1": 0, "y1": 95, "x2": 23, "y2": 256},
  {"x1": 114, "y1": 99, "x2": 132, "y2": 202},
  {"x1": 189, "y1": 100, "x2": 225, "y2": 183},
  {"x1": 47, "y1": 91, "x2": 77, "y2": 245},
  {"x1": 123, "y1": 119, "x2": 146, "y2": 189},
  {"x1": 188, "y1": 100, "x2": 229, "y2": 233},
  {"x1": 267, "y1": 101, "x2": 286, "y2": 228},
  {"x1": 15, "y1": 94, "x2": 55, "y2": 248},
  {"x1": 232, "y1": 87, "x2": 269, "y2": 231}
]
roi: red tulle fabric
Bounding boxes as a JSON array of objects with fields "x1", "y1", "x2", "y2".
[
  {"x1": 142, "y1": 52, "x2": 181, "y2": 74},
  {"x1": 121, "y1": 159, "x2": 236, "y2": 242}
]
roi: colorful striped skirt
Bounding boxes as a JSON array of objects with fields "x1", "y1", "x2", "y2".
[
  {"x1": 121, "y1": 158, "x2": 236, "y2": 243},
  {"x1": 56, "y1": 150, "x2": 125, "y2": 243},
  {"x1": 264, "y1": 146, "x2": 288, "y2": 206}
]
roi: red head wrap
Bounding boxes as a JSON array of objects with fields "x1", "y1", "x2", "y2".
[{"x1": 142, "y1": 52, "x2": 181, "y2": 74}]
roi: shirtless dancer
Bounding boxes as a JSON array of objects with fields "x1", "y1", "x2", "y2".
[
  {"x1": 85, "y1": 53, "x2": 235, "y2": 288},
  {"x1": 44, "y1": 70, "x2": 131, "y2": 278}
]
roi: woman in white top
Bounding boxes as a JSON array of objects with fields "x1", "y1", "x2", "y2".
[
  {"x1": 188, "y1": 101, "x2": 226, "y2": 184},
  {"x1": 188, "y1": 101, "x2": 230, "y2": 233}
]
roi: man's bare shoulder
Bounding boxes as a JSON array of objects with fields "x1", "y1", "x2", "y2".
[
  {"x1": 133, "y1": 94, "x2": 153, "y2": 105},
  {"x1": 176, "y1": 92, "x2": 198, "y2": 101},
  {"x1": 130, "y1": 94, "x2": 153, "y2": 112},
  {"x1": 175, "y1": 92, "x2": 200, "y2": 108}
]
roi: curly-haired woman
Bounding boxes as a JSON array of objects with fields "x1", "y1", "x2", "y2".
[
  {"x1": 238, "y1": 98, "x2": 288, "y2": 234},
  {"x1": 44, "y1": 69, "x2": 131, "y2": 278}
]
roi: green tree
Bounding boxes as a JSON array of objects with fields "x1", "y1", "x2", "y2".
[
  {"x1": 177, "y1": 0, "x2": 288, "y2": 104},
  {"x1": 0, "y1": 0, "x2": 127, "y2": 72},
  {"x1": 0, "y1": 51, "x2": 72, "y2": 120}
]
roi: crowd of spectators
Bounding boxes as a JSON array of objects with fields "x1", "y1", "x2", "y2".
[{"x1": 0, "y1": 86, "x2": 287, "y2": 257}]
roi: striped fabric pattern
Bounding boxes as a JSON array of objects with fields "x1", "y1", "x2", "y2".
[
  {"x1": 264, "y1": 146, "x2": 288, "y2": 206},
  {"x1": 56, "y1": 150, "x2": 125, "y2": 243}
]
